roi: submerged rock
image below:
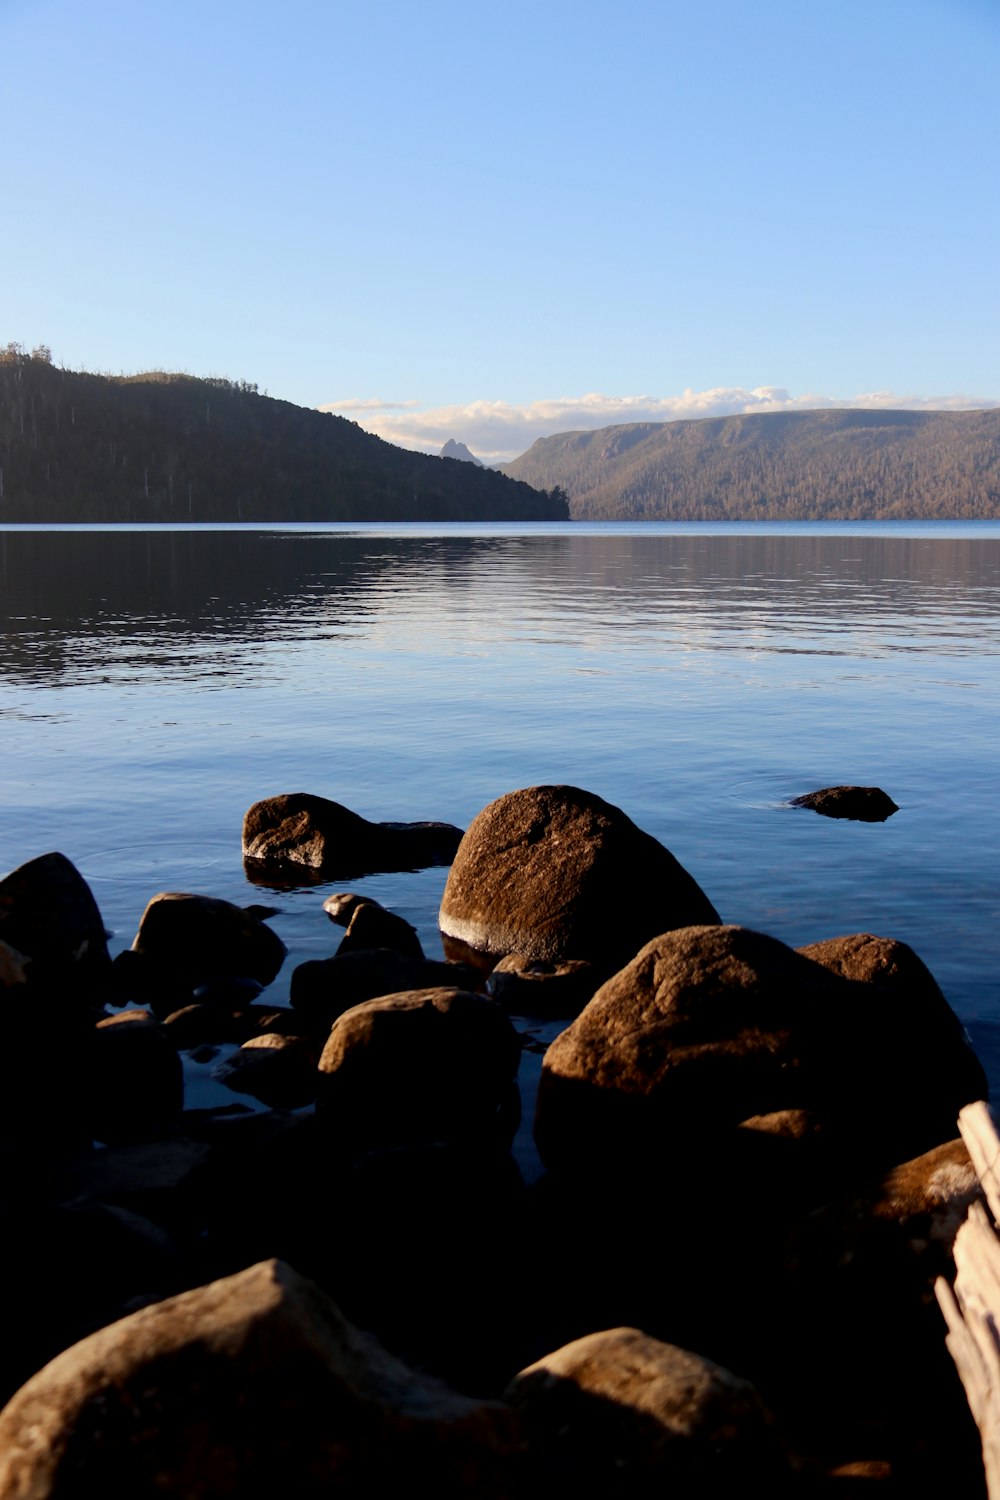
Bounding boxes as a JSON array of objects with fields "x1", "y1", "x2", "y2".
[
  {"x1": 243, "y1": 792, "x2": 463, "y2": 876},
  {"x1": 790, "y1": 785, "x2": 899, "y2": 821},
  {"x1": 438, "y1": 785, "x2": 719, "y2": 974}
]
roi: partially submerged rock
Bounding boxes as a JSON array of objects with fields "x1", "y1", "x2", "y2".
[
  {"x1": 0, "y1": 1258, "x2": 522, "y2": 1498},
  {"x1": 316, "y1": 988, "x2": 521, "y2": 1152},
  {"x1": 130, "y1": 892, "x2": 286, "y2": 993},
  {"x1": 791, "y1": 785, "x2": 899, "y2": 821},
  {"x1": 535, "y1": 924, "x2": 984, "y2": 1180},
  {"x1": 334, "y1": 900, "x2": 424, "y2": 959},
  {"x1": 486, "y1": 954, "x2": 597, "y2": 1018},
  {"x1": 290, "y1": 949, "x2": 480, "y2": 1037},
  {"x1": 243, "y1": 792, "x2": 463, "y2": 876},
  {"x1": 0, "y1": 851, "x2": 110, "y2": 1008},
  {"x1": 439, "y1": 785, "x2": 719, "y2": 974}
]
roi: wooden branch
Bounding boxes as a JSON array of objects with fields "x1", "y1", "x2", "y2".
[{"x1": 936, "y1": 1102, "x2": 1000, "y2": 1499}]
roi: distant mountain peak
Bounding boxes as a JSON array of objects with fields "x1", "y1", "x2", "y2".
[{"x1": 440, "y1": 438, "x2": 483, "y2": 466}]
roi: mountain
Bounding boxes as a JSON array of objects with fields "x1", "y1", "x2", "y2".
[
  {"x1": 501, "y1": 408, "x2": 1000, "y2": 520},
  {"x1": 440, "y1": 438, "x2": 483, "y2": 466},
  {"x1": 0, "y1": 346, "x2": 567, "y2": 522}
]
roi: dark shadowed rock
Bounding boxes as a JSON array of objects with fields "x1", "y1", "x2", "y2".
[
  {"x1": 290, "y1": 949, "x2": 481, "y2": 1037},
  {"x1": 215, "y1": 1033, "x2": 320, "y2": 1110},
  {"x1": 505, "y1": 1327, "x2": 787, "y2": 1498},
  {"x1": 243, "y1": 792, "x2": 463, "y2": 876},
  {"x1": 87, "y1": 1010, "x2": 183, "y2": 1142},
  {"x1": 438, "y1": 785, "x2": 719, "y2": 974},
  {"x1": 535, "y1": 924, "x2": 985, "y2": 1180},
  {"x1": 316, "y1": 988, "x2": 521, "y2": 1152},
  {"x1": 790, "y1": 785, "x2": 899, "y2": 821},
  {"x1": 130, "y1": 892, "x2": 286, "y2": 993},
  {"x1": 486, "y1": 954, "x2": 597, "y2": 1018},
  {"x1": 335, "y1": 900, "x2": 424, "y2": 959},
  {"x1": 0, "y1": 1258, "x2": 522, "y2": 1498},
  {"x1": 0, "y1": 851, "x2": 110, "y2": 1009}
]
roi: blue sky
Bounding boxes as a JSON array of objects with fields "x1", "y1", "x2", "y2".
[{"x1": 4, "y1": 0, "x2": 998, "y2": 460}]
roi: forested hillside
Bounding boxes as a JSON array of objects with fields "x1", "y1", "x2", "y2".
[
  {"x1": 0, "y1": 346, "x2": 566, "y2": 522},
  {"x1": 502, "y1": 408, "x2": 1000, "y2": 520}
]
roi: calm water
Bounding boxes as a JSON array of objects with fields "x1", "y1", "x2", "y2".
[{"x1": 2, "y1": 521, "x2": 999, "y2": 1095}]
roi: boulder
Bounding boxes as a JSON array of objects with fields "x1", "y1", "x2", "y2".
[
  {"x1": 334, "y1": 900, "x2": 424, "y2": 959},
  {"x1": 0, "y1": 1259, "x2": 522, "y2": 1498},
  {"x1": 438, "y1": 785, "x2": 719, "y2": 974},
  {"x1": 0, "y1": 851, "x2": 110, "y2": 1009},
  {"x1": 87, "y1": 1010, "x2": 183, "y2": 1142},
  {"x1": 504, "y1": 1327, "x2": 787, "y2": 1498},
  {"x1": 242, "y1": 792, "x2": 463, "y2": 876},
  {"x1": 535, "y1": 924, "x2": 984, "y2": 1180},
  {"x1": 290, "y1": 949, "x2": 481, "y2": 1037},
  {"x1": 790, "y1": 785, "x2": 898, "y2": 821},
  {"x1": 486, "y1": 954, "x2": 597, "y2": 1018},
  {"x1": 316, "y1": 988, "x2": 521, "y2": 1152},
  {"x1": 130, "y1": 893, "x2": 286, "y2": 993},
  {"x1": 215, "y1": 1033, "x2": 319, "y2": 1110}
]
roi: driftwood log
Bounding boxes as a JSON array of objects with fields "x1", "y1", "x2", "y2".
[{"x1": 937, "y1": 1101, "x2": 1000, "y2": 1497}]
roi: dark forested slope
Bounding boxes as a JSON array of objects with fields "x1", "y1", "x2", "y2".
[
  {"x1": 0, "y1": 347, "x2": 566, "y2": 522},
  {"x1": 502, "y1": 408, "x2": 1000, "y2": 520}
]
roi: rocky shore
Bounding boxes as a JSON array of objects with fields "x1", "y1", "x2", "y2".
[{"x1": 0, "y1": 784, "x2": 990, "y2": 1496}]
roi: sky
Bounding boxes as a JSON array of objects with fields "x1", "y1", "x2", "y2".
[{"x1": 4, "y1": 0, "x2": 999, "y2": 463}]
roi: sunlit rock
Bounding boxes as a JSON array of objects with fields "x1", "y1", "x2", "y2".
[{"x1": 243, "y1": 792, "x2": 463, "y2": 876}]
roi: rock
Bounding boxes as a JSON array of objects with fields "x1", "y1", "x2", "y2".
[
  {"x1": 130, "y1": 892, "x2": 286, "y2": 994},
  {"x1": 0, "y1": 939, "x2": 30, "y2": 989},
  {"x1": 87, "y1": 1010, "x2": 183, "y2": 1142},
  {"x1": 0, "y1": 851, "x2": 110, "y2": 1009},
  {"x1": 535, "y1": 924, "x2": 984, "y2": 1181},
  {"x1": 51, "y1": 1137, "x2": 211, "y2": 1234},
  {"x1": 323, "y1": 891, "x2": 372, "y2": 924},
  {"x1": 0, "y1": 1259, "x2": 523, "y2": 1498},
  {"x1": 797, "y1": 933, "x2": 988, "y2": 1161},
  {"x1": 790, "y1": 785, "x2": 899, "y2": 821},
  {"x1": 316, "y1": 988, "x2": 521, "y2": 1152},
  {"x1": 504, "y1": 1327, "x2": 787, "y2": 1498},
  {"x1": 242, "y1": 792, "x2": 463, "y2": 876},
  {"x1": 335, "y1": 900, "x2": 424, "y2": 959},
  {"x1": 290, "y1": 949, "x2": 481, "y2": 1037},
  {"x1": 486, "y1": 954, "x2": 597, "y2": 1018},
  {"x1": 438, "y1": 785, "x2": 719, "y2": 974},
  {"x1": 215, "y1": 1033, "x2": 319, "y2": 1110}
]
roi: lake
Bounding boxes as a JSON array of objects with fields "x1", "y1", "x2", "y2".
[{"x1": 2, "y1": 520, "x2": 999, "y2": 1105}]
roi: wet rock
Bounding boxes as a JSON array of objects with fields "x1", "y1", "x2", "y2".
[
  {"x1": 87, "y1": 1010, "x2": 183, "y2": 1143},
  {"x1": 505, "y1": 1327, "x2": 788, "y2": 1498},
  {"x1": 0, "y1": 851, "x2": 110, "y2": 1009},
  {"x1": 130, "y1": 892, "x2": 286, "y2": 993},
  {"x1": 215, "y1": 1033, "x2": 319, "y2": 1110},
  {"x1": 316, "y1": 988, "x2": 521, "y2": 1152},
  {"x1": 486, "y1": 954, "x2": 597, "y2": 1018},
  {"x1": 0, "y1": 1258, "x2": 523, "y2": 1499},
  {"x1": 438, "y1": 785, "x2": 719, "y2": 974},
  {"x1": 535, "y1": 924, "x2": 983, "y2": 1181},
  {"x1": 335, "y1": 900, "x2": 424, "y2": 959},
  {"x1": 290, "y1": 949, "x2": 481, "y2": 1037},
  {"x1": 790, "y1": 785, "x2": 899, "y2": 821},
  {"x1": 242, "y1": 792, "x2": 463, "y2": 876}
]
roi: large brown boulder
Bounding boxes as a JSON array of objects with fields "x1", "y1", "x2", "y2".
[
  {"x1": 243, "y1": 792, "x2": 463, "y2": 876},
  {"x1": 438, "y1": 786, "x2": 719, "y2": 974},
  {"x1": 316, "y1": 988, "x2": 521, "y2": 1152},
  {"x1": 535, "y1": 924, "x2": 985, "y2": 1180},
  {"x1": 0, "y1": 1259, "x2": 522, "y2": 1498},
  {"x1": 504, "y1": 1327, "x2": 787, "y2": 1498}
]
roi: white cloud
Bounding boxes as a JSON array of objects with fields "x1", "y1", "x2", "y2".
[{"x1": 317, "y1": 387, "x2": 1000, "y2": 465}]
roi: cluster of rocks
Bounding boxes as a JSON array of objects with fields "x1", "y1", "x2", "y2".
[{"x1": 0, "y1": 785, "x2": 988, "y2": 1496}]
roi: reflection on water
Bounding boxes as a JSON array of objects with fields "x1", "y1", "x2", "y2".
[{"x1": 2, "y1": 523, "x2": 999, "y2": 1090}]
